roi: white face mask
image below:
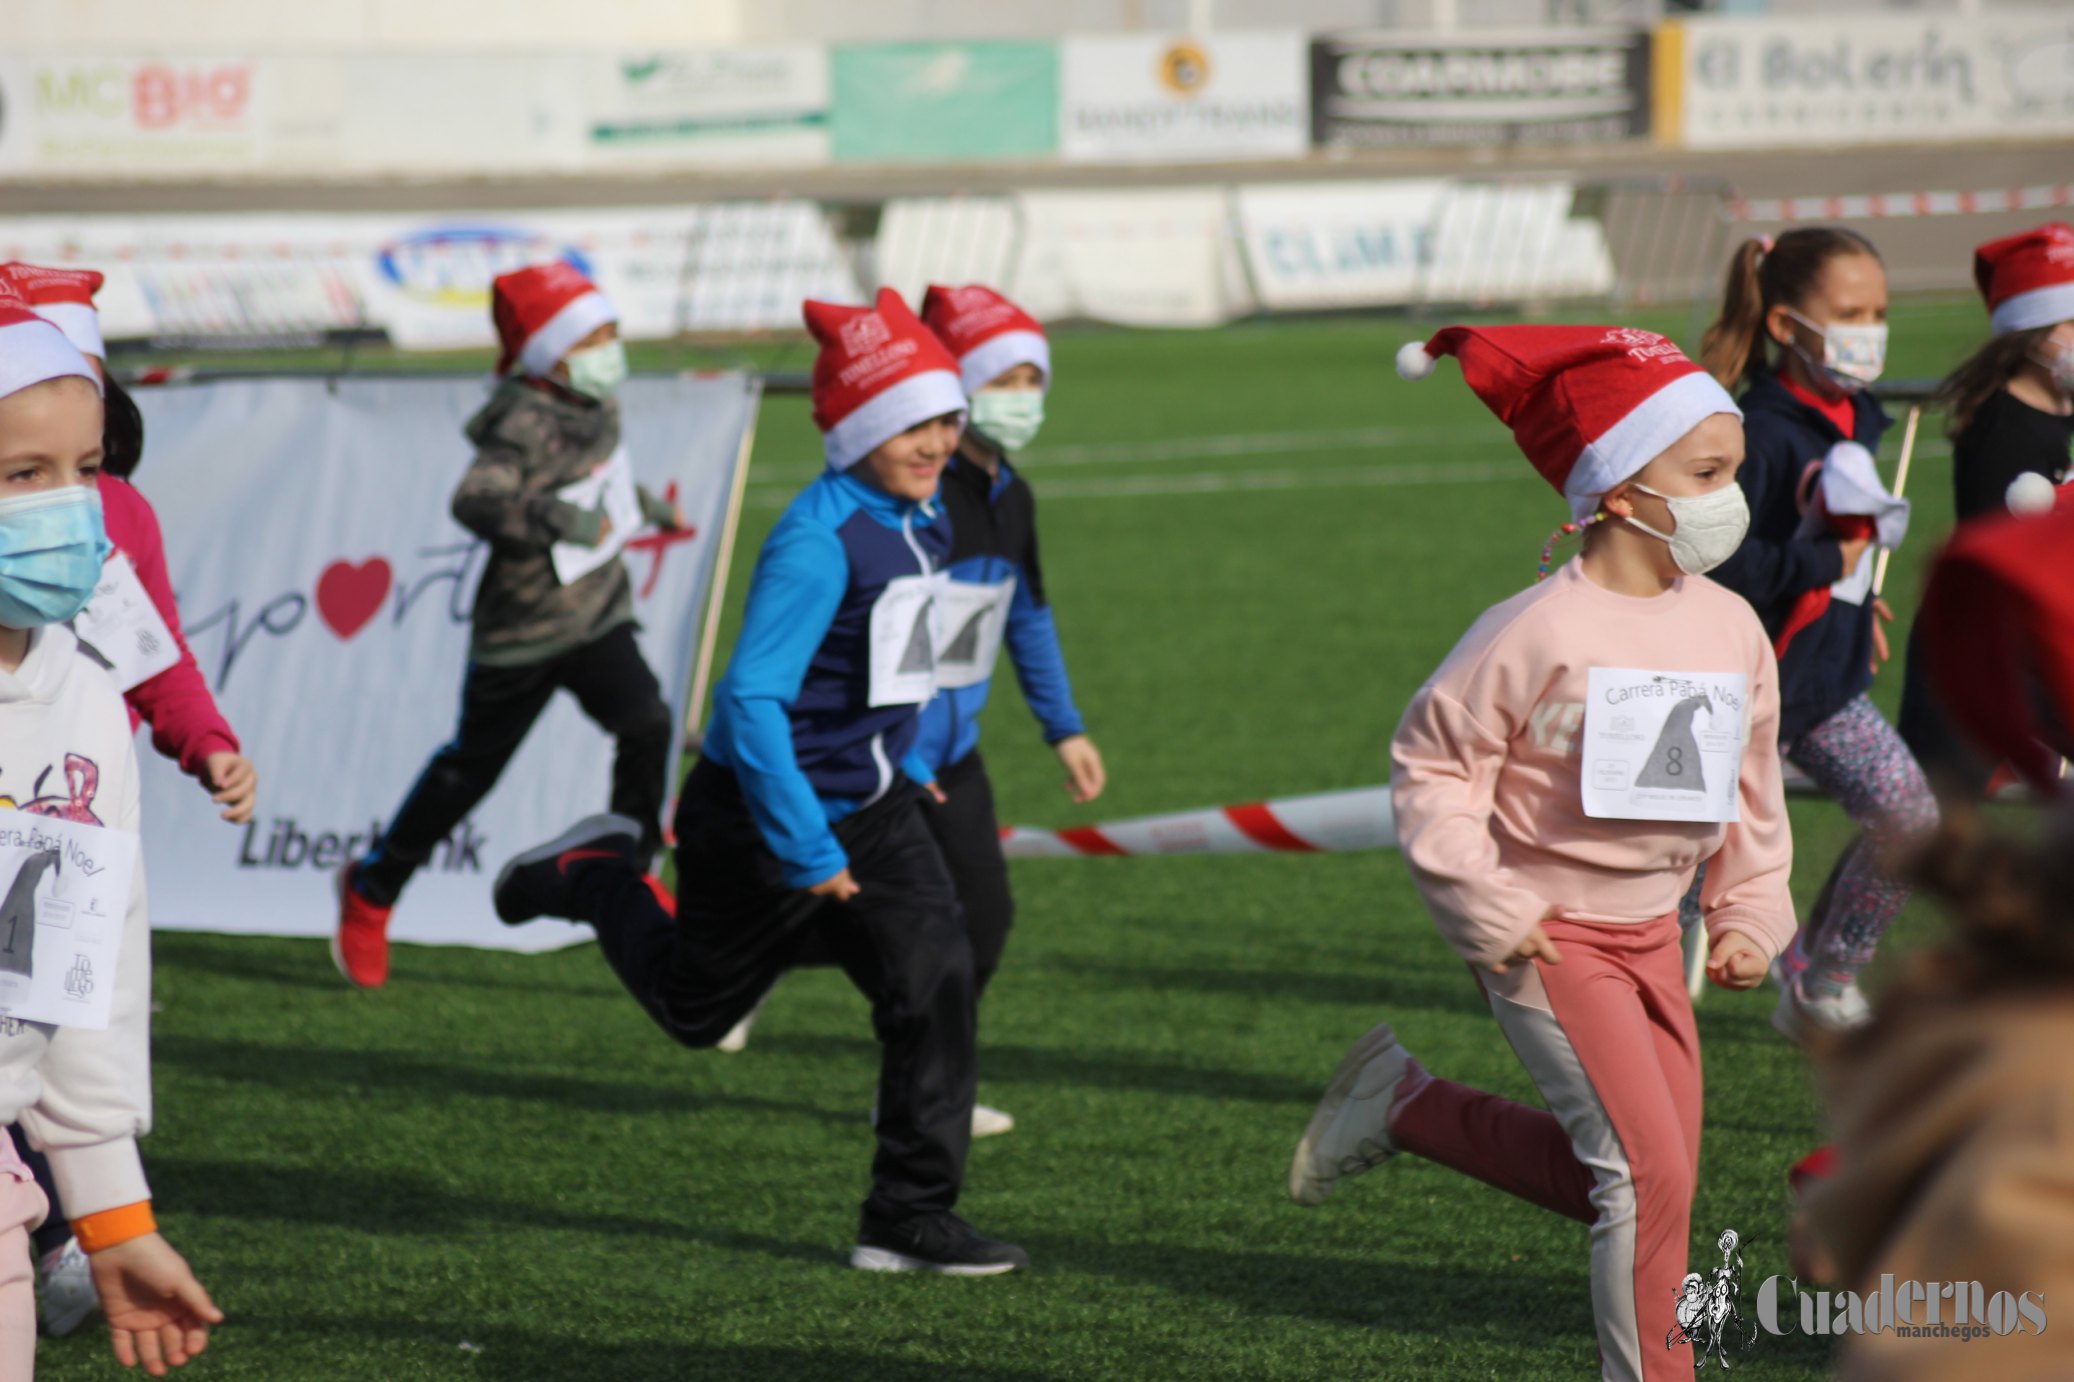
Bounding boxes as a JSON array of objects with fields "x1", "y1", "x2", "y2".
[
  {"x1": 1783, "y1": 309, "x2": 1886, "y2": 393},
  {"x1": 564, "y1": 339, "x2": 628, "y2": 399},
  {"x1": 968, "y1": 389, "x2": 1045, "y2": 452},
  {"x1": 2034, "y1": 337, "x2": 2074, "y2": 397},
  {"x1": 1621, "y1": 482, "x2": 1751, "y2": 576}
]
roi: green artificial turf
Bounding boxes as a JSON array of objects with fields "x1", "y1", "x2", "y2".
[{"x1": 42, "y1": 300, "x2": 1989, "y2": 1379}]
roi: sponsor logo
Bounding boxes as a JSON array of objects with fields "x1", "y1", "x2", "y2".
[
  {"x1": 34, "y1": 61, "x2": 252, "y2": 133},
  {"x1": 239, "y1": 818, "x2": 485, "y2": 875},
  {"x1": 840, "y1": 312, "x2": 893, "y2": 357},
  {"x1": 374, "y1": 227, "x2": 593, "y2": 310},
  {"x1": 1158, "y1": 42, "x2": 1213, "y2": 97}
]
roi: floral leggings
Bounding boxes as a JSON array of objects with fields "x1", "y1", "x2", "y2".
[{"x1": 1683, "y1": 694, "x2": 1938, "y2": 987}]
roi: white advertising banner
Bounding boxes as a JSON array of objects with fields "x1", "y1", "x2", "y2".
[
  {"x1": 584, "y1": 48, "x2": 829, "y2": 168},
  {"x1": 1236, "y1": 180, "x2": 1450, "y2": 310},
  {"x1": 131, "y1": 374, "x2": 759, "y2": 951},
  {"x1": 0, "y1": 53, "x2": 267, "y2": 172},
  {"x1": 1060, "y1": 32, "x2": 1307, "y2": 164},
  {"x1": 1011, "y1": 188, "x2": 1254, "y2": 327},
  {"x1": 1673, "y1": 11, "x2": 2074, "y2": 151}
]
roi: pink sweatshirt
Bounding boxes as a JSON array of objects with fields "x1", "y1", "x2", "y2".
[
  {"x1": 97, "y1": 476, "x2": 240, "y2": 780},
  {"x1": 1392, "y1": 559, "x2": 1796, "y2": 972}
]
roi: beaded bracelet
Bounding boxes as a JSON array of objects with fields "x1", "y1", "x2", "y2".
[{"x1": 1536, "y1": 511, "x2": 1607, "y2": 581}]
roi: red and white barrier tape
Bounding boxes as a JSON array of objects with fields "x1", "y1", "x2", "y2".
[
  {"x1": 1000, "y1": 786, "x2": 1394, "y2": 859},
  {"x1": 1731, "y1": 183, "x2": 2074, "y2": 225}
]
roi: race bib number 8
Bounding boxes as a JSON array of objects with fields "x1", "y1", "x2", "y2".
[
  {"x1": 868, "y1": 573, "x2": 943, "y2": 708},
  {"x1": 1581, "y1": 669, "x2": 1749, "y2": 823},
  {"x1": 73, "y1": 553, "x2": 181, "y2": 693},
  {"x1": 933, "y1": 578, "x2": 1016, "y2": 691}
]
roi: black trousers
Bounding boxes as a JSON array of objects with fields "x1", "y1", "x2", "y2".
[
  {"x1": 578, "y1": 758, "x2": 977, "y2": 1224},
  {"x1": 360, "y1": 622, "x2": 672, "y2": 905},
  {"x1": 924, "y1": 751, "x2": 1015, "y2": 996}
]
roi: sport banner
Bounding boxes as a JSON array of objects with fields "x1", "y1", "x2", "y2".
[{"x1": 130, "y1": 374, "x2": 758, "y2": 952}]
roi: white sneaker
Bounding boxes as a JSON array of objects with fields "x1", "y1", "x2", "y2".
[
  {"x1": 716, "y1": 990, "x2": 771, "y2": 1053},
  {"x1": 1772, "y1": 974, "x2": 1872, "y2": 1044},
  {"x1": 39, "y1": 1236, "x2": 99, "y2": 1338},
  {"x1": 1290, "y1": 1022, "x2": 1417, "y2": 1207},
  {"x1": 972, "y1": 1103, "x2": 1015, "y2": 1139}
]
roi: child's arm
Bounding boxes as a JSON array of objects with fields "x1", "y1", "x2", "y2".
[
  {"x1": 1002, "y1": 527, "x2": 1087, "y2": 746},
  {"x1": 711, "y1": 518, "x2": 852, "y2": 888},
  {"x1": 1392, "y1": 669, "x2": 1557, "y2": 971},
  {"x1": 450, "y1": 434, "x2": 604, "y2": 553},
  {"x1": 1709, "y1": 435, "x2": 1848, "y2": 608},
  {"x1": 1700, "y1": 637, "x2": 1797, "y2": 965}
]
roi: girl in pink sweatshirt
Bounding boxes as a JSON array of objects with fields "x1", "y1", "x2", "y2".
[{"x1": 1288, "y1": 325, "x2": 1798, "y2": 1382}]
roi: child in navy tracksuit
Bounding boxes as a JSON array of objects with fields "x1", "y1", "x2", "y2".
[
  {"x1": 1696, "y1": 228, "x2": 1938, "y2": 1039},
  {"x1": 493, "y1": 288, "x2": 1027, "y2": 1276}
]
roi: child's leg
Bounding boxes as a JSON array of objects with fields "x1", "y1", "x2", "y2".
[
  {"x1": 557, "y1": 624, "x2": 674, "y2": 862},
  {"x1": 922, "y1": 751, "x2": 1014, "y2": 997},
  {"x1": 358, "y1": 662, "x2": 559, "y2": 905},
  {"x1": 1786, "y1": 694, "x2": 1940, "y2": 993},
  {"x1": 0, "y1": 1130, "x2": 48, "y2": 1376}
]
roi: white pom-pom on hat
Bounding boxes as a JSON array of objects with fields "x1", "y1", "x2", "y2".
[
  {"x1": 2006, "y1": 470, "x2": 2059, "y2": 514},
  {"x1": 1396, "y1": 340, "x2": 1436, "y2": 381}
]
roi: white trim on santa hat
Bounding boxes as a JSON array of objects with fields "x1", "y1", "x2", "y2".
[
  {"x1": 1567, "y1": 370, "x2": 1742, "y2": 522},
  {"x1": 30, "y1": 302, "x2": 104, "y2": 361},
  {"x1": 519, "y1": 290, "x2": 617, "y2": 377},
  {"x1": 1990, "y1": 281, "x2": 2074, "y2": 336},
  {"x1": 823, "y1": 368, "x2": 968, "y2": 471},
  {"x1": 0, "y1": 315, "x2": 100, "y2": 402},
  {"x1": 957, "y1": 330, "x2": 1050, "y2": 396}
]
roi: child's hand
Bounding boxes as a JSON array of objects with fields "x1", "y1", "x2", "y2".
[
  {"x1": 807, "y1": 869, "x2": 860, "y2": 902},
  {"x1": 593, "y1": 515, "x2": 615, "y2": 548},
  {"x1": 1870, "y1": 596, "x2": 1894, "y2": 670},
  {"x1": 1489, "y1": 922, "x2": 1561, "y2": 975},
  {"x1": 88, "y1": 1233, "x2": 224, "y2": 1376},
  {"x1": 203, "y1": 752, "x2": 258, "y2": 824},
  {"x1": 1054, "y1": 735, "x2": 1106, "y2": 804},
  {"x1": 1706, "y1": 931, "x2": 1768, "y2": 990}
]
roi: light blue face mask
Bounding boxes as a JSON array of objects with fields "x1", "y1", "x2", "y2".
[
  {"x1": 564, "y1": 340, "x2": 629, "y2": 400},
  {"x1": 0, "y1": 486, "x2": 112, "y2": 629}
]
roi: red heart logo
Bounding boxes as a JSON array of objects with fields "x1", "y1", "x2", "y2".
[{"x1": 315, "y1": 558, "x2": 393, "y2": 641}]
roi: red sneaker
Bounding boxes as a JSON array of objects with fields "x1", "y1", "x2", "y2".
[
  {"x1": 332, "y1": 862, "x2": 394, "y2": 989},
  {"x1": 1789, "y1": 1144, "x2": 1837, "y2": 1197}
]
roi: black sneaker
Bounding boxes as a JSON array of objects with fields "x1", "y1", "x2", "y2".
[
  {"x1": 851, "y1": 1212, "x2": 1029, "y2": 1276},
  {"x1": 492, "y1": 814, "x2": 643, "y2": 925}
]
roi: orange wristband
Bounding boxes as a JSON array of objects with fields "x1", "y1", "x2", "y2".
[{"x1": 71, "y1": 1200, "x2": 156, "y2": 1254}]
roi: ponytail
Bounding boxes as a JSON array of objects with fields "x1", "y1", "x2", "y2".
[{"x1": 1699, "y1": 227, "x2": 1883, "y2": 392}]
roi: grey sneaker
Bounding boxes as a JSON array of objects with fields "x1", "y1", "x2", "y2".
[{"x1": 1290, "y1": 1022, "x2": 1417, "y2": 1207}]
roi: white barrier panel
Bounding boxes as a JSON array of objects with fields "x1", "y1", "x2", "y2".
[
  {"x1": 1011, "y1": 188, "x2": 1254, "y2": 327},
  {"x1": 582, "y1": 48, "x2": 830, "y2": 168},
  {"x1": 1417, "y1": 181, "x2": 1616, "y2": 304},
  {"x1": 1235, "y1": 179, "x2": 1450, "y2": 310},
  {"x1": 873, "y1": 197, "x2": 1022, "y2": 309},
  {"x1": 133, "y1": 374, "x2": 758, "y2": 951},
  {"x1": 1672, "y1": 11, "x2": 2074, "y2": 152},
  {"x1": 1059, "y1": 32, "x2": 1308, "y2": 164}
]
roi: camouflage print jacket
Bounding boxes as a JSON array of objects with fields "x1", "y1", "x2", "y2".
[{"x1": 450, "y1": 378, "x2": 674, "y2": 667}]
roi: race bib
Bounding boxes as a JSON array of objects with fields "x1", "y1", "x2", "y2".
[
  {"x1": 1580, "y1": 669, "x2": 1749, "y2": 823},
  {"x1": 933, "y1": 577, "x2": 1016, "y2": 690},
  {"x1": 73, "y1": 552, "x2": 181, "y2": 693},
  {"x1": 868, "y1": 573, "x2": 943, "y2": 708},
  {"x1": 550, "y1": 445, "x2": 644, "y2": 586},
  {"x1": 0, "y1": 812, "x2": 135, "y2": 1030}
]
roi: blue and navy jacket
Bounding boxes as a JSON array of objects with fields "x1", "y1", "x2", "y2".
[
  {"x1": 702, "y1": 468, "x2": 952, "y2": 887},
  {"x1": 913, "y1": 452, "x2": 1084, "y2": 773},
  {"x1": 1711, "y1": 368, "x2": 1890, "y2": 745}
]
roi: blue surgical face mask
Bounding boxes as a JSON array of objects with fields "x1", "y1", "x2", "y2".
[
  {"x1": 0, "y1": 486, "x2": 112, "y2": 629},
  {"x1": 564, "y1": 340, "x2": 628, "y2": 400}
]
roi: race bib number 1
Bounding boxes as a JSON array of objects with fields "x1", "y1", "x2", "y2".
[
  {"x1": 0, "y1": 811, "x2": 135, "y2": 1030},
  {"x1": 1580, "y1": 668, "x2": 1749, "y2": 823}
]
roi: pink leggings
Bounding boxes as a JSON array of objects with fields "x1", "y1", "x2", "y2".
[
  {"x1": 0, "y1": 1130, "x2": 47, "y2": 1381},
  {"x1": 1390, "y1": 915, "x2": 1702, "y2": 1382}
]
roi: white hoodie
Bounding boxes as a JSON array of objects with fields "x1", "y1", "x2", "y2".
[{"x1": 0, "y1": 624, "x2": 150, "y2": 1218}]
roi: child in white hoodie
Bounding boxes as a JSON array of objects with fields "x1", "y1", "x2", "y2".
[{"x1": 0, "y1": 300, "x2": 219, "y2": 1375}]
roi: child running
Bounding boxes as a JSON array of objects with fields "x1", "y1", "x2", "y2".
[
  {"x1": 0, "y1": 301, "x2": 221, "y2": 1375},
  {"x1": 335, "y1": 262, "x2": 683, "y2": 988},
  {"x1": 493, "y1": 289, "x2": 1027, "y2": 1276},
  {"x1": 1696, "y1": 228, "x2": 1937, "y2": 1039},
  {"x1": 1898, "y1": 222, "x2": 2074, "y2": 796},
  {"x1": 3, "y1": 261, "x2": 259, "y2": 1337},
  {"x1": 1289, "y1": 325, "x2": 1794, "y2": 1382}
]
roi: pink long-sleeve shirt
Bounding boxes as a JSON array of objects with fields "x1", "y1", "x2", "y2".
[
  {"x1": 1391, "y1": 559, "x2": 1796, "y2": 972},
  {"x1": 97, "y1": 475, "x2": 240, "y2": 780}
]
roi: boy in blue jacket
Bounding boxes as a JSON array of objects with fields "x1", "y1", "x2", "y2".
[{"x1": 494, "y1": 289, "x2": 1026, "y2": 1276}]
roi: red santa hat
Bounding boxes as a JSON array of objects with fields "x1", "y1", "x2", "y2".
[
  {"x1": 919, "y1": 284, "x2": 1051, "y2": 395},
  {"x1": 805, "y1": 287, "x2": 967, "y2": 471},
  {"x1": 491, "y1": 262, "x2": 617, "y2": 378},
  {"x1": 0, "y1": 302, "x2": 101, "y2": 402},
  {"x1": 1918, "y1": 504, "x2": 2074, "y2": 793},
  {"x1": 1397, "y1": 324, "x2": 1742, "y2": 521},
  {"x1": 1, "y1": 262, "x2": 107, "y2": 360},
  {"x1": 1973, "y1": 223, "x2": 2074, "y2": 336}
]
